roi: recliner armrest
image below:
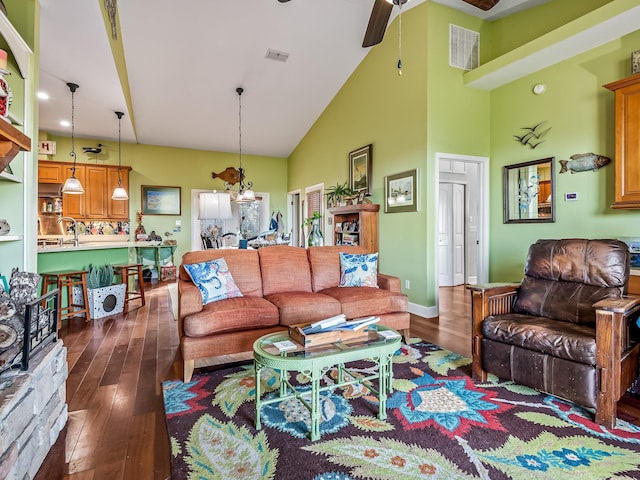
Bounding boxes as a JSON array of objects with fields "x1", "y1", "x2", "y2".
[{"x1": 593, "y1": 295, "x2": 640, "y2": 314}]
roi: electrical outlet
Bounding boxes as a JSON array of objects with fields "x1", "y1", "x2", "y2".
[
  {"x1": 176, "y1": 220, "x2": 182, "y2": 226},
  {"x1": 405, "y1": 280, "x2": 410, "y2": 289}
]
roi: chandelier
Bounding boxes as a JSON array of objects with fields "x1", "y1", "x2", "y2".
[{"x1": 211, "y1": 87, "x2": 255, "y2": 203}]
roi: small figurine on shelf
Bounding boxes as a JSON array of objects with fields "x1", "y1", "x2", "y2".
[
  {"x1": 136, "y1": 212, "x2": 147, "y2": 236},
  {"x1": 148, "y1": 230, "x2": 162, "y2": 243}
]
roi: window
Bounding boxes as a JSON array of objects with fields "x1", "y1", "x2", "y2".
[
  {"x1": 199, "y1": 194, "x2": 269, "y2": 243},
  {"x1": 304, "y1": 183, "x2": 324, "y2": 240}
]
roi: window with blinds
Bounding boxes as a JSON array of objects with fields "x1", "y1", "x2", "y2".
[{"x1": 305, "y1": 184, "x2": 324, "y2": 239}]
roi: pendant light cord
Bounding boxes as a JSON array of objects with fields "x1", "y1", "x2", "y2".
[
  {"x1": 69, "y1": 84, "x2": 77, "y2": 173},
  {"x1": 237, "y1": 87, "x2": 243, "y2": 174},
  {"x1": 397, "y1": 1, "x2": 403, "y2": 76},
  {"x1": 117, "y1": 111, "x2": 123, "y2": 187}
]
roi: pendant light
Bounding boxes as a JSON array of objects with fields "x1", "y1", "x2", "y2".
[
  {"x1": 235, "y1": 87, "x2": 255, "y2": 203},
  {"x1": 61, "y1": 82, "x2": 84, "y2": 194},
  {"x1": 111, "y1": 111, "x2": 129, "y2": 200}
]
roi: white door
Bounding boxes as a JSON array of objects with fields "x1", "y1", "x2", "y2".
[
  {"x1": 452, "y1": 183, "x2": 465, "y2": 286},
  {"x1": 438, "y1": 183, "x2": 465, "y2": 286}
]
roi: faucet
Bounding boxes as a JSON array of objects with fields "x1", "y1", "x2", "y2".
[{"x1": 57, "y1": 216, "x2": 79, "y2": 247}]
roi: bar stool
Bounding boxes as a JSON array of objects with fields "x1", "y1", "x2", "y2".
[
  {"x1": 40, "y1": 269, "x2": 91, "y2": 329},
  {"x1": 112, "y1": 263, "x2": 145, "y2": 312}
]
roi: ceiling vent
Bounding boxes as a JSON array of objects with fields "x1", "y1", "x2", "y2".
[
  {"x1": 449, "y1": 24, "x2": 479, "y2": 71},
  {"x1": 265, "y1": 49, "x2": 290, "y2": 63}
]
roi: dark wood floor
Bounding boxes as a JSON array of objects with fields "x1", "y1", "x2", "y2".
[{"x1": 34, "y1": 283, "x2": 640, "y2": 479}]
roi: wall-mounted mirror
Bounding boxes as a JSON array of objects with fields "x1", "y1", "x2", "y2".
[{"x1": 503, "y1": 157, "x2": 555, "y2": 224}]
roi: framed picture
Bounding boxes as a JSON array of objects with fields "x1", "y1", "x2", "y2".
[
  {"x1": 0, "y1": 275, "x2": 8, "y2": 294},
  {"x1": 385, "y1": 169, "x2": 418, "y2": 213},
  {"x1": 349, "y1": 144, "x2": 372, "y2": 194},
  {"x1": 141, "y1": 185, "x2": 181, "y2": 215},
  {"x1": 633, "y1": 50, "x2": 640, "y2": 75}
]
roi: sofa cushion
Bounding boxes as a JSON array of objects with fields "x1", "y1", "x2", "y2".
[
  {"x1": 259, "y1": 246, "x2": 312, "y2": 295},
  {"x1": 264, "y1": 291, "x2": 341, "y2": 326},
  {"x1": 183, "y1": 296, "x2": 279, "y2": 337},
  {"x1": 482, "y1": 313, "x2": 596, "y2": 365},
  {"x1": 320, "y1": 286, "x2": 408, "y2": 319},
  {"x1": 180, "y1": 249, "x2": 263, "y2": 297},
  {"x1": 339, "y1": 252, "x2": 378, "y2": 288},
  {"x1": 183, "y1": 258, "x2": 243, "y2": 305},
  {"x1": 308, "y1": 246, "x2": 368, "y2": 292}
]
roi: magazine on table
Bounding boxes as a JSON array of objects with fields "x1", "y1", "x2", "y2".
[{"x1": 302, "y1": 315, "x2": 379, "y2": 334}]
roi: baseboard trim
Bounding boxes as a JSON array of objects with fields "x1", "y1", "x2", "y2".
[{"x1": 408, "y1": 302, "x2": 438, "y2": 319}]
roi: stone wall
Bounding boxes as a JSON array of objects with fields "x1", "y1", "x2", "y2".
[{"x1": 0, "y1": 341, "x2": 68, "y2": 479}]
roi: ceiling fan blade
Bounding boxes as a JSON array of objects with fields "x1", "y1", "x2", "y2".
[
  {"x1": 461, "y1": 0, "x2": 501, "y2": 11},
  {"x1": 362, "y1": 0, "x2": 393, "y2": 48}
]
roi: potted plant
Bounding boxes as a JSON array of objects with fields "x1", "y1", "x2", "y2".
[
  {"x1": 304, "y1": 211, "x2": 323, "y2": 246},
  {"x1": 75, "y1": 264, "x2": 127, "y2": 319},
  {"x1": 325, "y1": 181, "x2": 354, "y2": 208}
]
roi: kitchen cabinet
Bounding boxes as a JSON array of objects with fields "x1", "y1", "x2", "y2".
[
  {"x1": 46, "y1": 161, "x2": 130, "y2": 220},
  {"x1": 61, "y1": 164, "x2": 86, "y2": 218},
  {"x1": 604, "y1": 74, "x2": 640, "y2": 209},
  {"x1": 38, "y1": 162, "x2": 62, "y2": 183},
  {"x1": 85, "y1": 165, "x2": 108, "y2": 218},
  {"x1": 107, "y1": 167, "x2": 129, "y2": 218},
  {"x1": 328, "y1": 204, "x2": 379, "y2": 253}
]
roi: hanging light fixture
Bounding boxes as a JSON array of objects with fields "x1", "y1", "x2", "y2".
[
  {"x1": 111, "y1": 111, "x2": 129, "y2": 200},
  {"x1": 234, "y1": 87, "x2": 254, "y2": 202},
  {"x1": 61, "y1": 82, "x2": 84, "y2": 194}
]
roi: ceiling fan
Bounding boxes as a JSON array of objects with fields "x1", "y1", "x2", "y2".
[{"x1": 278, "y1": 0, "x2": 500, "y2": 49}]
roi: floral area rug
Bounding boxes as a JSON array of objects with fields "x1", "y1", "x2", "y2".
[{"x1": 162, "y1": 340, "x2": 640, "y2": 479}]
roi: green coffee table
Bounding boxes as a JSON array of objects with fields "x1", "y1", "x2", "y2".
[{"x1": 253, "y1": 326, "x2": 401, "y2": 441}]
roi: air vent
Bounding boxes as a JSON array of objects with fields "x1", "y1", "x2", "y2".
[
  {"x1": 449, "y1": 24, "x2": 479, "y2": 71},
  {"x1": 265, "y1": 49, "x2": 290, "y2": 63}
]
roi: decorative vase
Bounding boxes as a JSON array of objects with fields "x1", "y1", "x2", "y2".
[{"x1": 308, "y1": 219, "x2": 324, "y2": 247}]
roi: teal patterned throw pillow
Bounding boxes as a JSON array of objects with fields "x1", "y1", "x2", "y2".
[
  {"x1": 338, "y1": 252, "x2": 379, "y2": 288},
  {"x1": 183, "y1": 258, "x2": 243, "y2": 304}
]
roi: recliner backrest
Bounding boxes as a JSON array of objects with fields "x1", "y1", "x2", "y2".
[{"x1": 513, "y1": 239, "x2": 629, "y2": 325}]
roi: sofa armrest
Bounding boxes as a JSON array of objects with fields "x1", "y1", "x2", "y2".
[
  {"x1": 177, "y1": 280, "x2": 203, "y2": 337},
  {"x1": 377, "y1": 273, "x2": 401, "y2": 292}
]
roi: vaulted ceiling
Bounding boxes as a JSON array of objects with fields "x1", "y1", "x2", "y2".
[{"x1": 38, "y1": 0, "x2": 547, "y2": 159}]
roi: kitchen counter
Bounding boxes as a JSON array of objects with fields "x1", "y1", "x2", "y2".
[{"x1": 37, "y1": 237, "x2": 162, "y2": 253}]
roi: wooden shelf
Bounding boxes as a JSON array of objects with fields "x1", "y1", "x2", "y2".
[
  {"x1": 329, "y1": 203, "x2": 379, "y2": 252},
  {"x1": 0, "y1": 235, "x2": 21, "y2": 242},
  {"x1": 0, "y1": 170, "x2": 21, "y2": 182}
]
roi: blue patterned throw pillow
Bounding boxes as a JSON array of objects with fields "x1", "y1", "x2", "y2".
[
  {"x1": 339, "y1": 252, "x2": 379, "y2": 288},
  {"x1": 183, "y1": 258, "x2": 243, "y2": 305}
]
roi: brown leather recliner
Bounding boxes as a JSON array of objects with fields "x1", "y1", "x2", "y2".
[{"x1": 469, "y1": 238, "x2": 640, "y2": 427}]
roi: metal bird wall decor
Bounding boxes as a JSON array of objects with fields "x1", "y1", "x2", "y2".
[{"x1": 514, "y1": 121, "x2": 551, "y2": 149}]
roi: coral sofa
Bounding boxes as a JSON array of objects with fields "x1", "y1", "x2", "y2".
[{"x1": 178, "y1": 245, "x2": 409, "y2": 381}]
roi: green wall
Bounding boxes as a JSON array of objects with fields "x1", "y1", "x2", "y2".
[
  {"x1": 41, "y1": 136, "x2": 288, "y2": 263},
  {"x1": 288, "y1": 2, "x2": 491, "y2": 308},
  {"x1": 289, "y1": 0, "x2": 640, "y2": 312},
  {"x1": 488, "y1": 29, "x2": 640, "y2": 281}
]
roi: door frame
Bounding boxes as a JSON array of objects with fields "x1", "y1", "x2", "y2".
[
  {"x1": 434, "y1": 153, "x2": 489, "y2": 312},
  {"x1": 287, "y1": 189, "x2": 302, "y2": 248}
]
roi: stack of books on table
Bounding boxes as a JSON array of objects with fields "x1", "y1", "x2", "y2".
[{"x1": 288, "y1": 314, "x2": 380, "y2": 348}]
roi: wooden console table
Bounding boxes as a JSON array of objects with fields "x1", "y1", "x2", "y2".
[{"x1": 135, "y1": 245, "x2": 176, "y2": 274}]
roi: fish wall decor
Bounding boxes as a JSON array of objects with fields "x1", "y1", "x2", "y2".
[
  {"x1": 211, "y1": 166, "x2": 241, "y2": 185},
  {"x1": 559, "y1": 153, "x2": 611, "y2": 174},
  {"x1": 514, "y1": 121, "x2": 551, "y2": 149}
]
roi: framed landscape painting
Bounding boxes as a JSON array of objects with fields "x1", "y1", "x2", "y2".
[
  {"x1": 385, "y1": 169, "x2": 418, "y2": 213},
  {"x1": 141, "y1": 185, "x2": 181, "y2": 215},
  {"x1": 349, "y1": 144, "x2": 372, "y2": 194}
]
